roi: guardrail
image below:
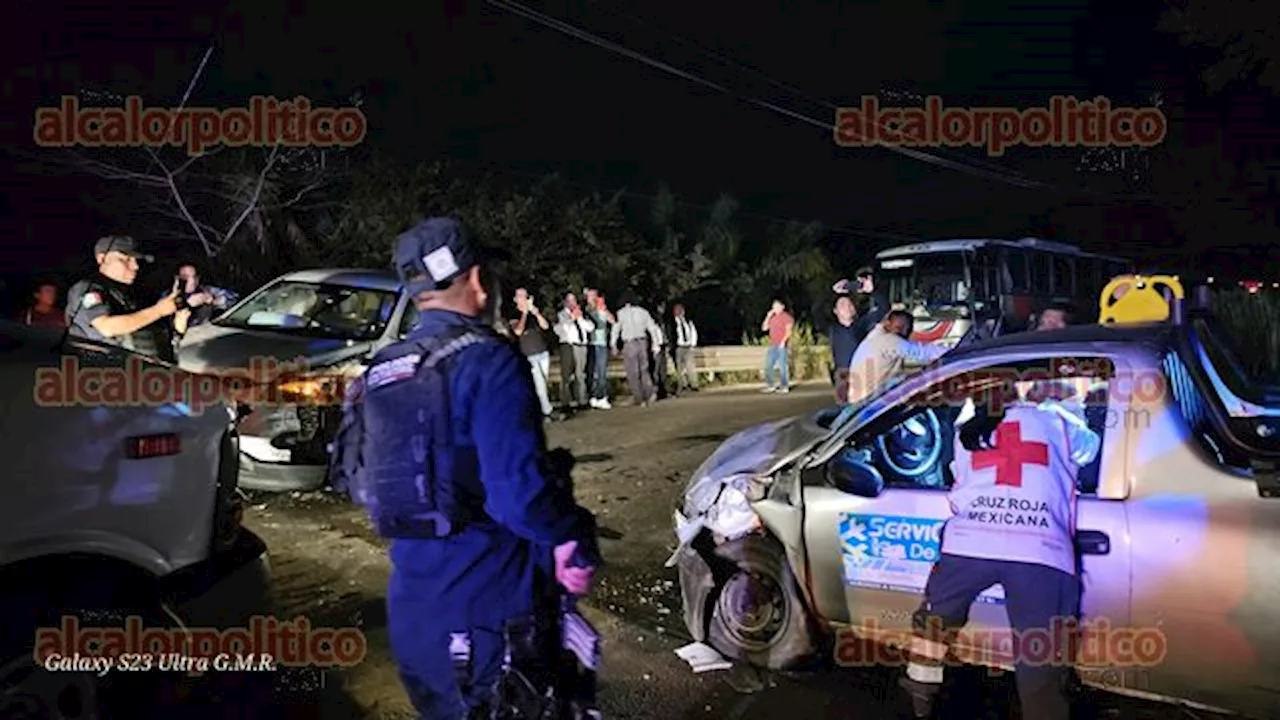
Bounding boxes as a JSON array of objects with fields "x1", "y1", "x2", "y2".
[{"x1": 547, "y1": 345, "x2": 773, "y2": 380}]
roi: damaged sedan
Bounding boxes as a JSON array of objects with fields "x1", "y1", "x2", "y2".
[{"x1": 671, "y1": 306, "x2": 1280, "y2": 719}]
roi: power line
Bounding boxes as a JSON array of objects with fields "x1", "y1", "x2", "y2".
[
  {"x1": 486, "y1": 0, "x2": 1151, "y2": 200},
  {"x1": 587, "y1": 0, "x2": 1033, "y2": 180}
]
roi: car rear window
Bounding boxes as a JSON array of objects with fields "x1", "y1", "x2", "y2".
[{"x1": 1161, "y1": 350, "x2": 1248, "y2": 470}]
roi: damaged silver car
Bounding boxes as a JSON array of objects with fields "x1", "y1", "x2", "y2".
[{"x1": 670, "y1": 306, "x2": 1280, "y2": 719}]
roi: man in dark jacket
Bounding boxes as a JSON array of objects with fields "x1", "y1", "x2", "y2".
[
  {"x1": 834, "y1": 266, "x2": 890, "y2": 345},
  {"x1": 828, "y1": 295, "x2": 859, "y2": 403}
]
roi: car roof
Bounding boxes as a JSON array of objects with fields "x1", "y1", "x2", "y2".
[
  {"x1": 278, "y1": 268, "x2": 401, "y2": 292},
  {"x1": 940, "y1": 323, "x2": 1174, "y2": 366}
]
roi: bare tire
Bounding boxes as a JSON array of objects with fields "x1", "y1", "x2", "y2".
[{"x1": 706, "y1": 536, "x2": 818, "y2": 670}]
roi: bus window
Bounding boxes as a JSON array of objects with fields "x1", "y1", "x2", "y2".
[
  {"x1": 1052, "y1": 255, "x2": 1074, "y2": 297},
  {"x1": 968, "y1": 249, "x2": 999, "y2": 300},
  {"x1": 1077, "y1": 257, "x2": 1099, "y2": 296},
  {"x1": 878, "y1": 253, "x2": 968, "y2": 310},
  {"x1": 1029, "y1": 254, "x2": 1052, "y2": 291},
  {"x1": 1004, "y1": 249, "x2": 1030, "y2": 291}
]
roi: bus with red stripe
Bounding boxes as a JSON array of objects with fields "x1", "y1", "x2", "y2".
[{"x1": 875, "y1": 238, "x2": 1131, "y2": 362}]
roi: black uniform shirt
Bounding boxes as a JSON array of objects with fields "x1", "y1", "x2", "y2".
[{"x1": 65, "y1": 275, "x2": 174, "y2": 362}]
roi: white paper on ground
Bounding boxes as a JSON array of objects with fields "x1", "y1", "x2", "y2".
[{"x1": 674, "y1": 641, "x2": 732, "y2": 673}]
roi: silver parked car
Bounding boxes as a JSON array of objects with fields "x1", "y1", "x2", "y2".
[
  {"x1": 672, "y1": 311, "x2": 1280, "y2": 718},
  {"x1": 177, "y1": 269, "x2": 415, "y2": 491}
]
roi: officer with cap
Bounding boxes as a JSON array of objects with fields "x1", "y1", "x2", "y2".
[
  {"x1": 65, "y1": 235, "x2": 188, "y2": 362},
  {"x1": 331, "y1": 217, "x2": 600, "y2": 719}
]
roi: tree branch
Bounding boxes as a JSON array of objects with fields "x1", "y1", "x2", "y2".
[
  {"x1": 146, "y1": 146, "x2": 214, "y2": 257},
  {"x1": 222, "y1": 144, "x2": 282, "y2": 249}
]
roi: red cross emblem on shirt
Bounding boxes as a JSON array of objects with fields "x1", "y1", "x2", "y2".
[{"x1": 971, "y1": 421, "x2": 1049, "y2": 487}]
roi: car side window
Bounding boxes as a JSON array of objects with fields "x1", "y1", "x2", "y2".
[
  {"x1": 836, "y1": 358, "x2": 1116, "y2": 494},
  {"x1": 398, "y1": 303, "x2": 419, "y2": 338}
]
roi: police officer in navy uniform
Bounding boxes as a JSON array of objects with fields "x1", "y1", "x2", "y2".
[
  {"x1": 331, "y1": 217, "x2": 600, "y2": 719},
  {"x1": 65, "y1": 235, "x2": 188, "y2": 363}
]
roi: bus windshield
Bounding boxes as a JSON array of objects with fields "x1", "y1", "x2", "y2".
[{"x1": 878, "y1": 252, "x2": 970, "y2": 316}]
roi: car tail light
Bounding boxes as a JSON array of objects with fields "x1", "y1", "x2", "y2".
[{"x1": 125, "y1": 433, "x2": 181, "y2": 459}]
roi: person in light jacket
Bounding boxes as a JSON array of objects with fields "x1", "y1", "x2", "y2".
[{"x1": 845, "y1": 310, "x2": 948, "y2": 405}]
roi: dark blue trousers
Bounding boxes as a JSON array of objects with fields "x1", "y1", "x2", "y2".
[
  {"x1": 588, "y1": 345, "x2": 609, "y2": 400},
  {"x1": 913, "y1": 554, "x2": 1080, "y2": 720},
  {"x1": 387, "y1": 534, "x2": 554, "y2": 719}
]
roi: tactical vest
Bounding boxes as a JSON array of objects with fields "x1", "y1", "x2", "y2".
[
  {"x1": 68, "y1": 278, "x2": 170, "y2": 361},
  {"x1": 332, "y1": 326, "x2": 493, "y2": 539}
]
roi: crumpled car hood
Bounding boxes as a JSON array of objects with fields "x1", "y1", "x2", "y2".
[
  {"x1": 681, "y1": 410, "x2": 832, "y2": 517},
  {"x1": 177, "y1": 322, "x2": 370, "y2": 378}
]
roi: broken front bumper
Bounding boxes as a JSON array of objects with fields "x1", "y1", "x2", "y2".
[
  {"x1": 673, "y1": 510, "x2": 716, "y2": 643},
  {"x1": 235, "y1": 403, "x2": 339, "y2": 491}
]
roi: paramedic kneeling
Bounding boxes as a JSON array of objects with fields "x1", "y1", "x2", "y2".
[
  {"x1": 901, "y1": 398, "x2": 1100, "y2": 720},
  {"x1": 336, "y1": 217, "x2": 599, "y2": 719}
]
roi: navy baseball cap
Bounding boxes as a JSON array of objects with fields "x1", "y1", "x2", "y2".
[
  {"x1": 93, "y1": 235, "x2": 154, "y2": 263},
  {"x1": 394, "y1": 217, "x2": 507, "y2": 295}
]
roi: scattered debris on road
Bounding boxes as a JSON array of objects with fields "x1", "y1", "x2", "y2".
[{"x1": 675, "y1": 642, "x2": 732, "y2": 673}]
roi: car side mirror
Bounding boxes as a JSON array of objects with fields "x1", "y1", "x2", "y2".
[{"x1": 827, "y1": 449, "x2": 884, "y2": 498}]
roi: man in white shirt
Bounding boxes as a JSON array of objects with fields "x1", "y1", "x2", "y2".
[
  {"x1": 555, "y1": 292, "x2": 595, "y2": 411},
  {"x1": 845, "y1": 310, "x2": 949, "y2": 405},
  {"x1": 671, "y1": 303, "x2": 699, "y2": 394},
  {"x1": 901, "y1": 400, "x2": 1100, "y2": 720},
  {"x1": 610, "y1": 292, "x2": 662, "y2": 405}
]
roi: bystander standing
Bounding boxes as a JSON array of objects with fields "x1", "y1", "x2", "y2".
[
  {"x1": 510, "y1": 287, "x2": 561, "y2": 421},
  {"x1": 761, "y1": 299, "x2": 794, "y2": 394},
  {"x1": 584, "y1": 288, "x2": 615, "y2": 409},
  {"x1": 671, "y1": 303, "x2": 699, "y2": 395},
  {"x1": 17, "y1": 281, "x2": 65, "y2": 328},
  {"x1": 555, "y1": 292, "x2": 594, "y2": 412},
  {"x1": 829, "y1": 295, "x2": 859, "y2": 402}
]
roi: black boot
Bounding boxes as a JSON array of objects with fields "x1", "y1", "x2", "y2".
[{"x1": 897, "y1": 676, "x2": 941, "y2": 719}]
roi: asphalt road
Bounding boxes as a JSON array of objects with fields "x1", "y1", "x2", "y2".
[{"x1": 232, "y1": 380, "x2": 1229, "y2": 720}]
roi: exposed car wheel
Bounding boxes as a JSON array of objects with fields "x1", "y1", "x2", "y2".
[
  {"x1": 0, "y1": 564, "x2": 171, "y2": 718},
  {"x1": 706, "y1": 536, "x2": 818, "y2": 670},
  {"x1": 0, "y1": 654, "x2": 99, "y2": 720}
]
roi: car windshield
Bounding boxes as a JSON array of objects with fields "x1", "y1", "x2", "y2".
[
  {"x1": 879, "y1": 252, "x2": 971, "y2": 316},
  {"x1": 215, "y1": 281, "x2": 398, "y2": 340},
  {"x1": 826, "y1": 374, "x2": 911, "y2": 432}
]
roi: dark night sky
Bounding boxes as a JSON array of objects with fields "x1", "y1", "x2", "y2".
[{"x1": 0, "y1": 0, "x2": 1189, "y2": 286}]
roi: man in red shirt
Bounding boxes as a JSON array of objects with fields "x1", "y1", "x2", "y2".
[
  {"x1": 760, "y1": 299, "x2": 794, "y2": 393},
  {"x1": 18, "y1": 281, "x2": 66, "y2": 328}
]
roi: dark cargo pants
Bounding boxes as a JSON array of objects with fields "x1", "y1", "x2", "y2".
[{"x1": 911, "y1": 554, "x2": 1080, "y2": 720}]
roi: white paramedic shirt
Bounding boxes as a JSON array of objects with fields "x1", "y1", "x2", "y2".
[{"x1": 940, "y1": 402, "x2": 1100, "y2": 576}]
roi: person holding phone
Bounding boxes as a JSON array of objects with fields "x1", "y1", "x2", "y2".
[
  {"x1": 65, "y1": 235, "x2": 188, "y2": 362},
  {"x1": 165, "y1": 263, "x2": 236, "y2": 328}
]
